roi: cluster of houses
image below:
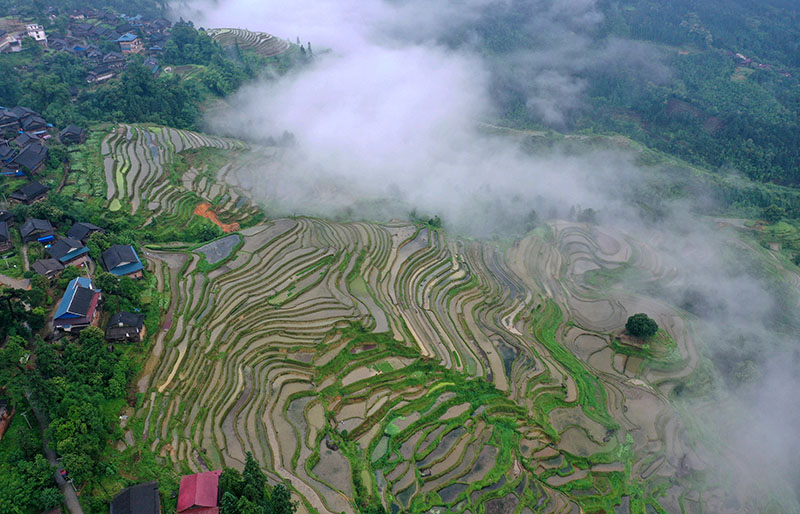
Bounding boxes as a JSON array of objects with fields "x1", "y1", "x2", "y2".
[
  {"x1": 111, "y1": 470, "x2": 223, "y2": 514},
  {"x1": 0, "y1": 106, "x2": 51, "y2": 176},
  {"x1": 0, "y1": 105, "x2": 87, "y2": 178},
  {"x1": 0, "y1": 210, "x2": 145, "y2": 337},
  {"x1": 57, "y1": 10, "x2": 169, "y2": 84},
  {"x1": 1, "y1": 8, "x2": 170, "y2": 85}
]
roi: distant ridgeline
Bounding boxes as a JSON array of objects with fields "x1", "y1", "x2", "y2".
[{"x1": 0, "y1": 0, "x2": 167, "y2": 18}]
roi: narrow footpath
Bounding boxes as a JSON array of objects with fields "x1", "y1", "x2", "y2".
[{"x1": 26, "y1": 394, "x2": 85, "y2": 514}]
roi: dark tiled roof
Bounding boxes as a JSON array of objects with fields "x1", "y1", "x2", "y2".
[
  {"x1": 69, "y1": 287, "x2": 95, "y2": 316},
  {"x1": 60, "y1": 125, "x2": 86, "y2": 144},
  {"x1": 20, "y1": 218, "x2": 53, "y2": 238},
  {"x1": 20, "y1": 115, "x2": 46, "y2": 131},
  {"x1": 102, "y1": 244, "x2": 138, "y2": 271},
  {"x1": 33, "y1": 258, "x2": 65, "y2": 275},
  {"x1": 0, "y1": 221, "x2": 9, "y2": 242},
  {"x1": 110, "y1": 482, "x2": 160, "y2": 514},
  {"x1": 12, "y1": 143, "x2": 48, "y2": 172},
  {"x1": 10, "y1": 181, "x2": 48, "y2": 202},
  {"x1": 14, "y1": 132, "x2": 39, "y2": 148},
  {"x1": 109, "y1": 311, "x2": 144, "y2": 329},
  {"x1": 0, "y1": 143, "x2": 12, "y2": 160},
  {"x1": 46, "y1": 237, "x2": 85, "y2": 260},
  {"x1": 66, "y1": 222, "x2": 102, "y2": 241}
]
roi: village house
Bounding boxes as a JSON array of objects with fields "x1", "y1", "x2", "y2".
[
  {"x1": 14, "y1": 132, "x2": 40, "y2": 148},
  {"x1": 87, "y1": 65, "x2": 116, "y2": 84},
  {"x1": 0, "y1": 221, "x2": 12, "y2": 253},
  {"x1": 46, "y1": 237, "x2": 90, "y2": 267},
  {"x1": 101, "y1": 244, "x2": 144, "y2": 278},
  {"x1": 66, "y1": 221, "x2": 103, "y2": 243},
  {"x1": 10, "y1": 181, "x2": 49, "y2": 204},
  {"x1": 26, "y1": 24, "x2": 47, "y2": 46},
  {"x1": 110, "y1": 482, "x2": 161, "y2": 514},
  {"x1": 59, "y1": 125, "x2": 87, "y2": 145},
  {"x1": 19, "y1": 217, "x2": 54, "y2": 243},
  {"x1": 53, "y1": 276, "x2": 101, "y2": 332},
  {"x1": 0, "y1": 31, "x2": 14, "y2": 52},
  {"x1": 0, "y1": 210, "x2": 13, "y2": 225},
  {"x1": 117, "y1": 33, "x2": 143, "y2": 54},
  {"x1": 32, "y1": 258, "x2": 64, "y2": 279},
  {"x1": 106, "y1": 312, "x2": 146, "y2": 343},
  {"x1": 103, "y1": 51, "x2": 126, "y2": 68},
  {"x1": 13, "y1": 143, "x2": 48, "y2": 174},
  {"x1": 177, "y1": 470, "x2": 221, "y2": 514},
  {"x1": 0, "y1": 141, "x2": 13, "y2": 163}
]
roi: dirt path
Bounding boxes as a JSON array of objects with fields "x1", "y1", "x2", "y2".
[
  {"x1": 26, "y1": 394, "x2": 85, "y2": 514},
  {"x1": 194, "y1": 202, "x2": 240, "y2": 233},
  {"x1": 57, "y1": 159, "x2": 70, "y2": 193},
  {"x1": 21, "y1": 244, "x2": 29, "y2": 271},
  {"x1": 0, "y1": 273, "x2": 30, "y2": 290}
]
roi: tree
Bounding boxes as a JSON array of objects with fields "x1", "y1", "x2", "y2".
[
  {"x1": 94, "y1": 271, "x2": 120, "y2": 296},
  {"x1": 242, "y1": 452, "x2": 267, "y2": 504},
  {"x1": 266, "y1": 484, "x2": 297, "y2": 514},
  {"x1": 219, "y1": 467, "x2": 244, "y2": 499},
  {"x1": 625, "y1": 313, "x2": 658, "y2": 338},
  {"x1": 762, "y1": 204, "x2": 785, "y2": 224}
]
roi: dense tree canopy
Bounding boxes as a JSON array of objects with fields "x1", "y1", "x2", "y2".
[
  {"x1": 626, "y1": 313, "x2": 659, "y2": 338},
  {"x1": 218, "y1": 452, "x2": 298, "y2": 514}
]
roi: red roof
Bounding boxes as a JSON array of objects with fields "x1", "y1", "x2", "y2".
[{"x1": 177, "y1": 470, "x2": 222, "y2": 514}]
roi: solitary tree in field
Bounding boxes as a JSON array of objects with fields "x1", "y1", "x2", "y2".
[{"x1": 625, "y1": 313, "x2": 658, "y2": 338}]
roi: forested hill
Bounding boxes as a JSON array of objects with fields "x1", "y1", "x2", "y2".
[
  {"x1": 0, "y1": 0, "x2": 167, "y2": 18},
  {"x1": 590, "y1": 0, "x2": 800, "y2": 186},
  {"x1": 442, "y1": 0, "x2": 800, "y2": 187}
]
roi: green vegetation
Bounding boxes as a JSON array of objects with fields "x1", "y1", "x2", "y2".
[
  {"x1": 625, "y1": 313, "x2": 659, "y2": 338},
  {"x1": 218, "y1": 452, "x2": 298, "y2": 514}
]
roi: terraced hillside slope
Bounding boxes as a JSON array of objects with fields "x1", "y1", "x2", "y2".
[
  {"x1": 96, "y1": 124, "x2": 720, "y2": 513},
  {"x1": 206, "y1": 28, "x2": 291, "y2": 57}
]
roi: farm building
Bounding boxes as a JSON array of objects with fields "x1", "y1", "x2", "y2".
[
  {"x1": 106, "y1": 312, "x2": 146, "y2": 342},
  {"x1": 19, "y1": 217, "x2": 54, "y2": 243},
  {"x1": 32, "y1": 258, "x2": 65, "y2": 278},
  {"x1": 110, "y1": 481, "x2": 161, "y2": 514},
  {"x1": 10, "y1": 181, "x2": 48, "y2": 204},
  {"x1": 45, "y1": 237, "x2": 90, "y2": 267},
  {"x1": 53, "y1": 277, "x2": 101, "y2": 332},
  {"x1": 102, "y1": 244, "x2": 144, "y2": 278},
  {"x1": 0, "y1": 221, "x2": 12, "y2": 253},
  {"x1": 177, "y1": 470, "x2": 221, "y2": 514},
  {"x1": 59, "y1": 125, "x2": 87, "y2": 145},
  {"x1": 66, "y1": 221, "x2": 103, "y2": 243}
]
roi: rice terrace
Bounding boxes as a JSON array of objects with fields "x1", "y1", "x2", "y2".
[
  {"x1": 4, "y1": 2, "x2": 800, "y2": 513},
  {"x1": 88, "y1": 123, "x2": 717, "y2": 513}
]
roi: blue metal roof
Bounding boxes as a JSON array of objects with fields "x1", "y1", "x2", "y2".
[
  {"x1": 109, "y1": 260, "x2": 144, "y2": 277},
  {"x1": 117, "y1": 33, "x2": 138, "y2": 42},
  {"x1": 58, "y1": 246, "x2": 89, "y2": 264}
]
